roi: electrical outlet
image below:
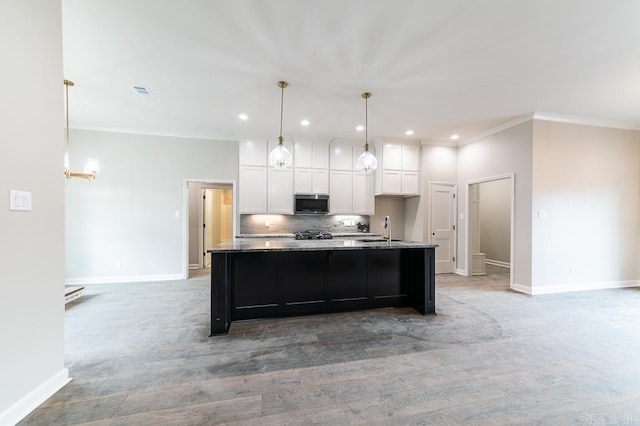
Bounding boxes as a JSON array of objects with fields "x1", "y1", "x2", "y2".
[
  {"x1": 265, "y1": 220, "x2": 270, "y2": 228},
  {"x1": 569, "y1": 265, "x2": 575, "y2": 274},
  {"x1": 115, "y1": 260, "x2": 123, "y2": 269}
]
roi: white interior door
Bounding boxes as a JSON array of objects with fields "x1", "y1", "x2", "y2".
[{"x1": 430, "y1": 183, "x2": 456, "y2": 274}]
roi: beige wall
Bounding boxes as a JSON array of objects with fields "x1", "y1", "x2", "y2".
[
  {"x1": 65, "y1": 130, "x2": 238, "y2": 282},
  {"x1": 371, "y1": 196, "x2": 405, "y2": 239},
  {"x1": 478, "y1": 178, "x2": 511, "y2": 264},
  {"x1": 458, "y1": 121, "x2": 533, "y2": 288},
  {"x1": 532, "y1": 120, "x2": 640, "y2": 292},
  {"x1": 0, "y1": 0, "x2": 68, "y2": 422}
]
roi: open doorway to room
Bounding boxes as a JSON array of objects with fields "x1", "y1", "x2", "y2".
[
  {"x1": 466, "y1": 174, "x2": 514, "y2": 287},
  {"x1": 185, "y1": 181, "x2": 235, "y2": 278}
]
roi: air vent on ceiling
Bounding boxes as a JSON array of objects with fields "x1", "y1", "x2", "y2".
[{"x1": 132, "y1": 85, "x2": 153, "y2": 97}]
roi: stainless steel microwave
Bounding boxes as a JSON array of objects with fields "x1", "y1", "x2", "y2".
[{"x1": 294, "y1": 194, "x2": 329, "y2": 214}]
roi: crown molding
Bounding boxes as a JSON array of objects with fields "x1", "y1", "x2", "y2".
[
  {"x1": 532, "y1": 111, "x2": 640, "y2": 131},
  {"x1": 459, "y1": 113, "x2": 535, "y2": 146}
]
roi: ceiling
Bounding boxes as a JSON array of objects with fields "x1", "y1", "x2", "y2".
[{"x1": 62, "y1": 0, "x2": 640, "y2": 144}]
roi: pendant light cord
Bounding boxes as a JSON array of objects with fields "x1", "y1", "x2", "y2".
[
  {"x1": 65, "y1": 80, "x2": 70, "y2": 158},
  {"x1": 365, "y1": 95, "x2": 368, "y2": 151},
  {"x1": 278, "y1": 81, "x2": 286, "y2": 144}
]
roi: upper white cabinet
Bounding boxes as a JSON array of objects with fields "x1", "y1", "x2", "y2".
[
  {"x1": 239, "y1": 139, "x2": 294, "y2": 214},
  {"x1": 375, "y1": 141, "x2": 420, "y2": 197},
  {"x1": 352, "y1": 172, "x2": 375, "y2": 215},
  {"x1": 329, "y1": 170, "x2": 353, "y2": 214},
  {"x1": 294, "y1": 140, "x2": 329, "y2": 194},
  {"x1": 330, "y1": 144, "x2": 353, "y2": 171},
  {"x1": 239, "y1": 139, "x2": 268, "y2": 166}
]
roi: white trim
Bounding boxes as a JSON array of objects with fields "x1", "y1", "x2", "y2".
[
  {"x1": 455, "y1": 268, "x2": 467, "y2": 276},
  {"x1": 183, "y1": 178, "x2": 237, "y2": 281},
  {"x1": 65, "y1": 274, "x2": 183, "y2": 285},
  {"x1": 530, "y1": 280, "x2": 640, "y2": 295},
  {"x1": 532, "y1": 111, "x2": 640, "y2": 131},
  {"x1": 188, "y1": 264, "x2": 200, "y2": 270},
  {"x1": 511, "y1": 283, "x2": 532, "y2": 294},
  {"x1": 485, "y1": 259, "x2": 511, "y2": 268},
  {"x1": 420, "y1": 139, "x2": 458, "y2": 147},
  {"x1": 0, "y1": 368, "x2": 71, "y2": 426},
  {"x1": 465, "y1": 173, "x2": 515, "y2": 286},
  {"x1": 460, "y1": 113, "x2": 534, "y2": 146}
]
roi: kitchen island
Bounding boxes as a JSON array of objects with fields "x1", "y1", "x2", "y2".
[{"x1": 208, "y1": 238, "x2": 436, "y2": 336}]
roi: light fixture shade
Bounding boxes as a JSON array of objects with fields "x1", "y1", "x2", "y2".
[
  {"x1": 269, "y1": 143, "x2": 293, "y2": 168},
  {"x1": 355, "y1": 150, "x2": 378, "y2": 173},
  {"x1": 84, "y1": 158, "x2": 100, "y2": 174}
]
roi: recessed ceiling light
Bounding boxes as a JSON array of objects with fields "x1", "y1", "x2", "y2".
[
  {"x1": 301, "y1": 119, "x2": 310, "y2": 126},
  {"x1": 450, "y1": 134, "x2": 460, "y2": 140},
  {"x1": 356, "y1": 125, "x2": 364, "y2": 131},
  {"x1": 405, "y1": 130, "x2": 414, "y2": 136},
  {"x1": 238, "y1": 113, "x2": 248, "y2": 121}
]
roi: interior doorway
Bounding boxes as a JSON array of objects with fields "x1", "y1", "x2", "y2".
[
  {"x1": 184, "y1": 180, "x2": 235, "y2": 278},
  {"x1": 465, "y1": 174, "x2": 514, "y2": 286},
  {"x1": 429, "y1": 182, "x2": 457, "y2": 274}
]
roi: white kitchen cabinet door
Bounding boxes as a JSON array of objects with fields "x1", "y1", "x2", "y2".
[
  {"x1": 268, "y1": 168, "x2": 294, "y2": 213},
  {"x1": 294, "y1": 142, "x2": 313, "y2": 168},
  {"x1": 382, "y1": 144, "x2": 402, "y2": 170},
  {"x1": 313, "y1": 142, "x2": 329, "y2": 169},
  {"x1": 330, "y1": 144, "x2": 353, "y2": 171},
  {"x1": 401, "y1": 171, "x2": 420, "y2": 195},
  {"x1": 239, "y1": 166, "x2": 267, "y2": 213},
  {"x1": 352, "y1": 172, "x2": 375, "y2": 215},
  {"x1": 294, "y1": 168, "x2": 313, "y2": 194},
  {"x1": 329, "y1": 171, "x2": 352, "y2": 214},
  {"x1": 401, "y1": 145, "x2": 420, "y2": 171},
  {"x1": 381, "y1": 170, "x2": 402, "y2": 194},
  {"x1": 312, "y1": 169, "x2": 329, "y2": 194},
  {"x1": 239, "y1": 140, "x2": 268, "y2": 166}
]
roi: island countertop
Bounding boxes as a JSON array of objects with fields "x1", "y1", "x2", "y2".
[{"x1": 207, "y1": 238, "x2": 436, "y2": 253}]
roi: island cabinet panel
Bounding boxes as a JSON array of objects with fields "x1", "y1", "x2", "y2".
[
  {"x1": 283, "y1": 251, "x2": 327, "y2": 314},
  {"x1": 232, "y1": 253, "x2": 282, "y2": 320},
  {"x1": 328, "y1": 250, "x2": 368, "y2": 310},
  {"x1": 368, "y1": 250, "x2": 406, "y2": 307}
]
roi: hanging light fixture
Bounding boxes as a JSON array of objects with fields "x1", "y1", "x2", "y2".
[
  {"x1": 268, "y1": 81, "x2": 293, "y2": 168},
  {"x1": 354, "y1": 92, "x2": 377, "y2": 173},
  {"x1": 63, "y1": 79, "x2": 99, "y2": 180}
]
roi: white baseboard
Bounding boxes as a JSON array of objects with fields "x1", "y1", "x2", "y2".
[
  {"x1": 455, "y1": 269, "x2": 467, "y2": 276},
  {"x1": 0, "y1": 368, "x2": 71, "y2": 426},
  {"x1": 511, "y1": 283, "x2": 532, "y2": 294},
  {"x1": 530, "y1": 280, "x2": 640, "y2": 295},
  {"x1": 485, "y1": 259, "x2": 510, "y2": 268},
  {"x1": 65, "y1": 273, "x2": 184, "y2": 285},
  {"x1": 188, "y1": 264, "x2": 200, "y2": 270}
]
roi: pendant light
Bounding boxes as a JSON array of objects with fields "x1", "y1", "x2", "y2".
[
  {"x1": 268, "y1": 81, "x2": 293, "y2": 168},
  {"x1": 63, "y1": 79, "x2": 99, "y2": 180},
  {"x1": 355, "y1": 92, "x2": 377, "y2": 173}
]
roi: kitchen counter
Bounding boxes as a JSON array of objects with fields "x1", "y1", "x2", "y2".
[
  {"x1": 209, "y1": 237, "x2": 436, "y2": 253},
  {"x1": 208, "y1": 238, "x2": 436, "y2": 336}
]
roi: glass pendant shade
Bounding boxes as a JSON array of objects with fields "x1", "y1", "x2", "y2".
[
  {"x1": 84, "y1": 158, "x2": 100, "y2": 174},
  {"x1": 269, "y1": 142, "x2": 293, "y2": 168},
  {"x1": 355, "y1": 149, "x2": 378, "y2": 173}
]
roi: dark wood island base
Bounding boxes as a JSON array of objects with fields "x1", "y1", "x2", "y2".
[{"x1": 209, "y1": 240, "x2": 436, "y2": 336}]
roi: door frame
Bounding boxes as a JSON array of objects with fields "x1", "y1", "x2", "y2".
[
  {"x1": 182, "y1": 178, "x2": 237, "y2": 279},
  {"x1": 464, "y1": 173, "x2": 515, "y2": 288},
  {"x1": 428, "y1": 181, "x2": 457, "y2": 274}
]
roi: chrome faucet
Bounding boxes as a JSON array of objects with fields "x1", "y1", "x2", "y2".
[{"x1": 383, "y1": 215, "x2": 391, "y2": 245}]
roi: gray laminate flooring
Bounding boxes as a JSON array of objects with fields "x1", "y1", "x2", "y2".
[{"x1": 20, "y1": 266, "x2": 640, "y2": 425}]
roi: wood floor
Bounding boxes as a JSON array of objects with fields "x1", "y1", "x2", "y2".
[{"x1": 20, "y1": 266, "x2": 640, "y2": 425}]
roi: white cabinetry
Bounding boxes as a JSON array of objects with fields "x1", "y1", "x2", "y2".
[
  {"x1": 294, "y1": 141, "x2": 329, "y2": 194},
  {"x1": 329, "y1": 143, "x2": 375, "y2": 215},
  {"x1": 329, "y1": 170, "x2": 352, "y2": 214},
  {"x1": 375, "y1": 142, "x2": 420, "y2": 196},
  {"x1": 239, "y1": 139, "x2": 294, "y2": 214}
]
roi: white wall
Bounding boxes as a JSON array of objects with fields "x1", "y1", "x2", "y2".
[
  {"x1": 419, "y1": 144, "x2": 458, "y2": 243},
  {"x1": 65, "y1": 130, "x2": 238, "y2": 283},
  {"x1": 457, "y1": 121, "x2": 533, "y2": 289},
  {"x1": 531, "y1": 120, "x2": 640, "y2": 293},
  {"x1": 0, "y1": 1, "x2": 69, "y2": 423},
  {"x1": 478, "y1": 179, "x2": 511, "y2": 264},
  {"x1": 371, "y1": 196, "x2": 405, "y2": 239}
]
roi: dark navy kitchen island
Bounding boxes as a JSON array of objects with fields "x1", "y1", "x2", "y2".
[{"x1": 208, "y1": 239, "x2": 436, "y2": 336}]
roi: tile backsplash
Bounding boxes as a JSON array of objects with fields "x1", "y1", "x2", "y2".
[{"x1": 240, "y1": 214, "x2": 370, "y2": 235}]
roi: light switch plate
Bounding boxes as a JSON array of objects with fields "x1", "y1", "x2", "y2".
[{"x1": 10, "y1": 190, "x2": 32, "y2": 211}]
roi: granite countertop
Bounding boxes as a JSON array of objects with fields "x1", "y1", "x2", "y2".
[
  {"x1": 235, "y1": 233, "x2": 378, "y2": 238},
  {"x1": 208, "y1": 237, "x2": 436, "y2": 253}
]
